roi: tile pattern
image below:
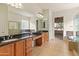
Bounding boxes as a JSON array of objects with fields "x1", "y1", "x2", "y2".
[{"x1": 32, "y1": 38, "x2": 75, "y2": 56}]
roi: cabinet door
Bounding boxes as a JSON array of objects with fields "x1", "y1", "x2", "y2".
[
  {"x1": 45, "y1": 32, "x2": 48, "y2": 42},
  {"x1": 42, "y1": 32, "x2": 48, "y2": 43},
  {"x1": 0, "y1": 43, "x2": 14, "y2": 56},
  {"x1": 42, "y1": 33, "x2": 45, "y2": 43},
  {"x1": 15, "y1": 40, "x2": 25, "y2": 56},
  {"x1": 25, "y1": 38, "x2": 32, "y2": 56},
  {"x1": 26, "y1": 38, "x2": 32, "y2": 48}
]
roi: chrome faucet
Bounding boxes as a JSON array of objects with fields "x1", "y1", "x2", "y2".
[
  {"x1": 3, "y1": 37, "x2": 5, "y2": 41},
  {"x1": 8, "y1": 35, "x2": 11, "y2": 39}
]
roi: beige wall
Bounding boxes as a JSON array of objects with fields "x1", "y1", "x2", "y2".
[{"x1": 0, "y1": 4, "x2": 8, "y2": 36}]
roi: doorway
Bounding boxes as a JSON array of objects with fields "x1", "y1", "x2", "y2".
[{"x1": 54, "y1": 17, "x2": 64, "y2": 40}]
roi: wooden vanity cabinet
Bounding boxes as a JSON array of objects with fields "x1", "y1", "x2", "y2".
[
  {"x1": 42, "y1": 32, "x2": 48, "y2": 43},
  {"x1": 44, "y1": 32, "x2": 48, "y2": 42},
  {"x1": 0, "y1": 37, "x2": 33, "y2": 56},
  {"x1": 0, "y1": 43, "x2": 14, "y2": 56},
  {"x1": 42, "y1": 33, "x2": 45, "y2": 44},
  {"x1": 35, "y1": 37, "x2": 43, "y2": 46},
  {"x1": 25, "y1": 38, "x2": 32, "y2": 56},
  {"x1": 15, "y1": 40, "x2": 25, "y2": 56}
]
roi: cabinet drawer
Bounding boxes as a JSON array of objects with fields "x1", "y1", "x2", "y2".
[
  {"x1": 26, "y1": 38, "x2": 32, "y2": 48},
  {"x1": 15, "y1": 40, "x2": 25, "y2": 56},
  {"x1": 26, "y1": 42, "x2": 32, "y2": 48},
  {"x1": 0, "y1": 43, "x2": 14, "y2": 56}
]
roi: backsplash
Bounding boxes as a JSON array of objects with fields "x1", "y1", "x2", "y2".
[
  {"x1": 0, "y1": 37, "x2": 4, "y2": 42},
  {"x1": 0, "y1": 36, "x2": 9, "y2": 42},
  {"x1": 11, "y1": 33, "x2": 30, "y2": 39}
]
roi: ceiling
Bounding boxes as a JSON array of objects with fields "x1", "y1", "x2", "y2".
[
  {"x1": 22, "y1": 3, "x2": 79, "y2": 12},
  {"x1": 8, "y1": 3, "x2": 79, "y2": 17}
]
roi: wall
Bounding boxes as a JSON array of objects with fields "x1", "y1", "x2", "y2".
[
  {"x1": 52, "y1": 7, "x2": 79, "y2": 38},
  {"x1": 0, "y1": 4, "x2": 8, "y2": 36},
  {"x1": 48, "y1": 9, "x2": 54, "y2": 40}
]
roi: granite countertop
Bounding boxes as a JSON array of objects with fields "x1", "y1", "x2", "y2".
[
  {"x1": 0, "y1": 34, "x2": 42, "y2": 46},
  {"x1": 32, "y1": 35, "x2": 42, "y2": 40},
  {"x1": 0, "y1": 35, "x2": 32, "y2": 46},
  {"x1": 0, "y1": 32, "x2": 43, "y2": 47}
]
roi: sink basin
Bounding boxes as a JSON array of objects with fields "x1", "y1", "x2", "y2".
[{"x1": 2, "y1": 39, "x2": 18, "y2": 43}]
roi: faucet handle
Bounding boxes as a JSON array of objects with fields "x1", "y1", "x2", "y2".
[
  {"x1": 7, "y1": 35, "x2": 10, "y2": 39},
  {"x1": 10, "y1": 35, "x2": 13, "y2": 39}
]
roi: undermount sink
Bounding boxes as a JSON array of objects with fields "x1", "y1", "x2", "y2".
[{"x1": 2, "y1": 39, "x2": 18, "y2": 43}]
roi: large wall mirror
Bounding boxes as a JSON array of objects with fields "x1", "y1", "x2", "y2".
[
  {"x1": 36, "y1": 9, "x2": 49, "y2": 32},
  {"x1": 8, "y1": 21, "x2": 20, "y2": 35},
  {"x1": 8, "y1": 11, "x2": 30, "y2": 35},
  {"x1": 36, "y1": 19, "x2": 48, "y2": 31}
]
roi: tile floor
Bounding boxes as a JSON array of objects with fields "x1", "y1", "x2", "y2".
[{"x1": 32, "y1": 38, "x2": 76, "y2": 56}]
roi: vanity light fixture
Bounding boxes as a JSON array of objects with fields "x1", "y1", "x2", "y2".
[{"x1": 7, "y1": 3, "x2": 23, "y2": 9}]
